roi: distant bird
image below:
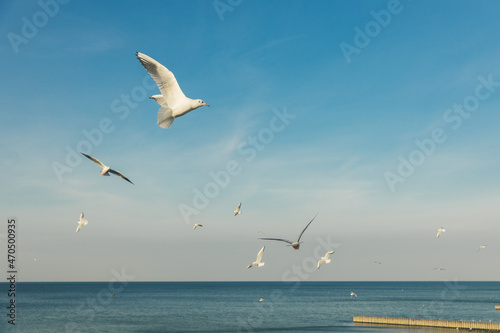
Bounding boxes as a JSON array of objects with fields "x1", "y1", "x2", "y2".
[
  {"x1": 234, "y1": 202, "x2": 242, "y2": 216},
  {"x1": 81, "y1": 153, "x2": 133, "y2": 184},
  {"x1": 136, "y1": 52, "x2": 209, "y2": 129},
  {"x1": 257, "y1": 230, "x2": 265, "y2": 236},
  {"x1": 434, "y1": 268, "x2": 445, "y2": 271},
  {"x1": 193, "y1": 224, "x2": 203, "y2": 230},
  {"x1": 436, "y1": 227, "x2": 446, "y2": 238},
  {"x1": 350, "y1": 291, "x2": 358, "y2": 297},
  {"x1": 259, "y1": 213, "x2": 317, "y2": 250},
  {"x1": 76, "y1": 213, "x2": 88, "y2": 233},
  {"x1": 259, "y1": 298, "x2": 264, "y2": 302},
  {"x1": 317, "y1": 251, "x2": 335, "y2": 269},
  {"x1": 476, "y1": 245, "x2": 486, "y2": 253},
  {"x1": 374, "y1": 261, "x2": 382, "y2": 264},
  {"x1": 247, "y1": 246, "x2": 265, "y2": 269}
]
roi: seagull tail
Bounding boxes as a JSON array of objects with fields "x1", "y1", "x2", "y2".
[
  {"x1": 325, "y1": 259, "x2": 331, "y2": 264},
  {"x1": 258, "y1": 262, "x2": 265, "y2": 267},
  {"x1": 158, "y1": 105, "x2": 174, "y2": 129}
]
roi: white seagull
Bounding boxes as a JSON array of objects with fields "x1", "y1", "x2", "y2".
[
  {"x1": 247, "y1": 246, "x2": 265, "y2": 269},
  {"x1": 193, "y1": 224, "x2": 203, "y2": 230},
  {"x1": 76, "y1": 213, "x2": 88, "y2": 233},
  {"x1": 81, "y1": 153, "x2": 134, "y2": 184},
  {"x1": 234, "y1": 202, "x2": 242, "y2": 216},
  {"x1": 350, "y1": 291, "x2": 358, "y2": 297},
  {"x1": 476, "y1": 245, "x2": 486, "y2": 253},
  {"x1": 317, "y1": 250, "x2": 335, "y2": 269},
  {"x1": 136, "y1": 52, "x2": 209, "y2": 129},
  {"x1": 436, "y1": 227, "x2": 446, "y2": 238},
  {"x1": 434, "y1": 268, "x2": 445, "y2": 271},
  {"x1": 259, "y1": 213, "x2": 317, "y2": 250},
  {"x1": 374, "y1": 261, "x2": 382, "y2": 264}
]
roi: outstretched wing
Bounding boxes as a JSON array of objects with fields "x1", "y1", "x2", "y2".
[
  {"x1": 81, "y1": 153, "x2": 105, "y2": 168},
  {"x1": 297, "y1": 213, "x2": 318, "y2": 242},
  {"x1": 259, "y1": 237, "x2": 293, "y2": 245},
  {"x1": 324, "y1": 250, "x2": 334, "y2": 260},
  {"x1": 136, "y1": 52, "x2": 186, "y2": 107},
  {"x1": 109, "y1": 169, "x2": 134, "y2": 185},
  {"x1": 256, "y1": 246, "x2": 265, "y2": 263}
]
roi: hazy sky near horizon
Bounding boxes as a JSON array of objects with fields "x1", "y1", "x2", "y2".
[{"x1": 1, "y1": 0, "x2": 500, "y2": 282}]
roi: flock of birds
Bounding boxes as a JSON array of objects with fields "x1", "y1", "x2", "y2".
[
  {"x1": 73, "y1": 52, "x2": 337, "y2": 274},
  {"x1": 73, "y1": 52, "x2": 488, "y2": 287}
]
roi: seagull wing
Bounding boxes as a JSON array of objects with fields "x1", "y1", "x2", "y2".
[
  {"x1": 296, "y1": 213, "x2": 318, "y2": 242},
  {"x1": 324, "y1": 251, "x2": 334, "y2": 260},
  {"x1": 109, "y1": 169, "x2": 134, "y2": 184},
  {"x1": 256, "y1": 246, "x2": 265, "y2": 263},
  {"x1": 258, "y1": 237, "x2": 294, "y2": 245},
  {"x1": 81, "y1": 153, "x2": 105, "y2": 168},
  {"x1": 136, "y1": 52, "x2": 187, "y2": 107}
]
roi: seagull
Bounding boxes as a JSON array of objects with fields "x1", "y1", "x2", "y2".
[
  {"x1": 76, "y1": 212, "x2": 88, "y2": 233},
  {"x1": 259, "y1": 298, "x2": 264, "y2": 302},
  {"x1": 136, "y1": 52, "x2": 209, "y2": 129},
  {"x1": 259, "y1": 213, "x2": 317, "y2": 250},
  {"x1": 317, "y1": 251, "x2": 335, "y2": 269},
  {"x1": 374, "y1": 261, "x2": 382, "y2": 264},
  {"x1": 247, "y1": 246, "x2": 265, "y2": 269},
  {"x1": 234, "y1": 202, "x2": 242, "y2": 216},
  {"x1": 350, "y1": 292, "x2": 358, "y2": 297},
  {"x1": 193, "y1": 224, "x2": 203, "y2": 230},
  {"x1": 257, "y1": 230, "x2": 265, "y2": 236},
  {"x1": 476, "y1": 245, "x2": 486, "y2": 253},
  {"x1": 436, "y1": 227, "x2": 445, "y2": 238},
  {"x1": 81, "y1": 153, "x2": 133, "y2": 184},
  {"x1": 434, "y1": 268, "x2": 445, "y2": 271}
]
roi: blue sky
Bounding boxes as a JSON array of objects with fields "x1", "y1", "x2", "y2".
[{"x1": 1, "y1": 0, "x2": 500, "y2": 282}]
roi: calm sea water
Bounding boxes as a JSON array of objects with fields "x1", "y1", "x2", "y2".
[{"x1": 1, "y1": 281, "x2": 499, "y2": 332}]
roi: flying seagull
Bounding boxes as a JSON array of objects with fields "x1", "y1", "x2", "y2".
[
  {"x1": 436, "y1": 227, "x2": 446, "y2": 238},
  {"x1": 136, "y1": 52, "x2": 209, "y2": 129},
  {"x1": 193, "y1": 224, "x2": 203, "y2": 230},
  {"x1": 434, "y1": 268, "x2": 445, "y2": 271},
  {"x1": 374, "y1": 261, "x2": 382, "y2": 264},
  {"x1": 317, "y1": 250, "x2": 335, "y2": 269},
  {"x1": 247, "y1": 246, "x2": 265, "y2": 269},
  {"x1": 476, "y1": 245, "x2": 486, "y2": 253},
  {"x1": 76, "y1": 212, "x2": 88, "y2": 233},
  {"x1": 234, "y1": 202, "x2": 242, "y2": 216},
  {"x1": 81, "y1": 153, "x2": 134, "y2": 184},
  {"x1": 259, "y1": 213, "x2": 317, "y2": 250},
  {"x1": 350, "y1": 291, "x2": 358, "y2": 297}
]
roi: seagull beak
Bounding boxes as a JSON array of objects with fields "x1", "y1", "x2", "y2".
[{"x1": 205, "y1": 103, "x2": 210, "y2": 107}]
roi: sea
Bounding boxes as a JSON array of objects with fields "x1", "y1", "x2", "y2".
[{"x1": 1, "y1": 281, "x2": 499, "y2": 333}]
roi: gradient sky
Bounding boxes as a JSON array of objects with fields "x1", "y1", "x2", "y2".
[{"x1": 1, "y1": 0, "x2": 500, "y2": 282}]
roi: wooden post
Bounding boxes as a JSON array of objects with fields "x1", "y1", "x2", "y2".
[{"x1": 353, "y1": 316, "x2": 500, "y2": 331}]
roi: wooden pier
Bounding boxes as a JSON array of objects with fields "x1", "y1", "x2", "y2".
[{"x1": 353, "y1": 316, "x2": 500, "y2": 331}]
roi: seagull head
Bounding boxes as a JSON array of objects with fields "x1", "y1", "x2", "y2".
[{"x1": 198, "y1": 99, "x2": 209, "y2": 107}]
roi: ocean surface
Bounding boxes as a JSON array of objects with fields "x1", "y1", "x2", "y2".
[{"x1": 1, "y1": 281, "x2": 499, "y2": 332}]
